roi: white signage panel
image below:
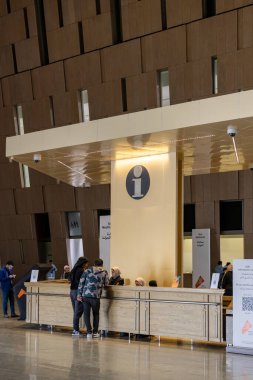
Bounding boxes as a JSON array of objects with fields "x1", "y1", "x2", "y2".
[
  {"x1": 210, "y1": 273, "x2": 220, "y2": 289},
  {"x1": 99, "y1": 215, "x2": 110, "y2": 273},
  {"x1": 192, "y1": 229, "x2": 210, "y2": 289},
  {"x1": 233, "y1": 259, "x2": 253, "y2": 348},
  {"x1": 30, "y1": 269, "x2": 39, "y2": 282}
]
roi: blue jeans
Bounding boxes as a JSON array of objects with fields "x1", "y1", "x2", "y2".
[
  {"x1": 2, "y1": 288, "x2": 15, "y2": 316},
  {"x1": 70, "y1": 289, "x2": 84, "y2": 331}
]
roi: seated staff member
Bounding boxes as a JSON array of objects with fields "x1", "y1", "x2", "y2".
[
  {"x1": 221, "y1": 263, "x2": 233, "y2": 296},
  {"x1": 135, "y1": 277, "x2": 145, "y2": 286},
  {"x1": 109, "y1": 267, "x2": 124, "y2": 285},
  {"x1": 70, "y1": 257, "x2": 89, "y2": 336}
]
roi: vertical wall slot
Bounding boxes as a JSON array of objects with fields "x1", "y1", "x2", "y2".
[
  {"x1": 11, "y1": 44, "x2": 17, "y2": 73},
  {"x1": 161, "y1": 0, "x2": 167, "y2": 30},
  {"x1": 95, "y1": 0, "x2": 101, "y2": 15},
  {"x1": 202, "y1": 0, "x2": 216, "y2": 18},
  {"x1": 6, "y1": 0, "x2": 11, "y2": 13},
  {"x1": 24, "y1": 8, "x2": 30, "y2": 38},
  {"x1": 78, "y1": 22, "x2": 85, "y2": 54},
  {"x1": 110, "y1": 0, "x2": 122, "y2": 44},
  {"x1": 34, "y1": 0, "x2": 49, "y2": 65},
  {"x1": 121, "y1": 78, "x2": 128, "y2": 112},
  {"x1": 57, "y1": 0, "x2": 64, "y2": 27}
]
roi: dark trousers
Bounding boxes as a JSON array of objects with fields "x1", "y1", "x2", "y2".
[
  {"x1": 83, "y1": 298, "x2": 100, "y2": 334},
  {"x1": 2, "y1": 288, "x2": 15, "y2": 316},
  {"x1": 70, "y1": 290, "x2": 84, "y2": 331}
]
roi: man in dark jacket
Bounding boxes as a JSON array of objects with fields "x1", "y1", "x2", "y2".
[
  {"x1": 77, "y1": 258, "x2": 109, "y2": 338},
  {"x1": 0, "y1": 260, "x2": 18, "y2": 318}
]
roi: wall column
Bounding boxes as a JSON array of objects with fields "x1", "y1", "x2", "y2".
[{"x1": 110, "y1": 152, "x2": 182, "y2": 286}]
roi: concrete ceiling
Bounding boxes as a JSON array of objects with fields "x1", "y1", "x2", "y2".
[{"x1": 6, "y1": 90, "x2": 253, "y2": 187}]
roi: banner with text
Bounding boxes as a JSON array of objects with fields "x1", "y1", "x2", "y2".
[
  {"x1": 192, "y1": 229, "x2": 210, "y2": 289},
  {"x1": 233, "y1": 259, "x2": 253, "y2": 348},
  {"x1": 99, "y1": 215, "x2": 110, "y2": 273}
]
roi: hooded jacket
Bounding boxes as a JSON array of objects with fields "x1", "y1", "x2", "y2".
[{"x1": 78, "y1": 266, "x2": 109, "y2": 299}]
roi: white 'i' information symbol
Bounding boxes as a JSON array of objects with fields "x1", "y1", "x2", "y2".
[{"x1": 132, "y1": 165, "x2": 143, "y2": 198}]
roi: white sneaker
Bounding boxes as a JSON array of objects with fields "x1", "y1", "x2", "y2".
[
  {"x1": 93, "y1": 333, "x2": 100, "y2": 338},
  {"x1": 72, "y1": 330, "x2": 80, "y2": 336},
  {"x1": 86, "y1": 333, "x2": 92, "y2": 338}
]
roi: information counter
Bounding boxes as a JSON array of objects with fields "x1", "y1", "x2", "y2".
[{"x1": 25, "y1": 281, "x2": 224, "y2": 342}]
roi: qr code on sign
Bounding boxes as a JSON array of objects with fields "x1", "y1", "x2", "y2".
[{"x1": 242, "y1": 297, "x2": 253, "y2": 311}]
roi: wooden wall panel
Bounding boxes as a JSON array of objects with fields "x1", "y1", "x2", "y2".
[
  {"x1": 187, "y1": 12, "x2": 237, "y2": 61},
  {"x1": 10, "y1": 0, "x2": 33, "y2": 11},
  {"x1": 166, "y1": 0, "x2": 202, "y2": 28},
  {"x1": 1, "y1": 71, "x2": 33, "y2": 106},
  {"x1": 22, "y1": 98, "x2": 52, "y2": 132},
  {"x1": 210, "y1": 233, "x2": 220, "y2": 271},
  {"x1": 43, "y1": 0, "x2": 60, "y2": 31},
  {"x1": 0, "y1": 136, "x2": 8, "y2": 162},
  {"x1": 238, "y1": 6, "x2": 253, "y2": 49},
  {"x1": 101, "y1": 39, "x2": 142, "y2": 82},
  {"x1": 0, "y1": 189, "x2": 16, "y2": 215},
  {"x1": 62, "y1": 0, "x2": 108, "y2": 24},
  {"x1": 243, "y1": 198, "x2": 253, "y2": 233},
  {"x1": 0, "y1": 10, "x2": 26, "y2": 47},
  {"x1": 216, "y1": 0, "x2": 253, "y2": 14},
  {"x1": 183, "y1": 176, "x2": 192, "y2": 204},
  {"x1": 126, "y1": 72, "x2": 158, "y2": 112},
  {"x1": 14, "y1": 187, "x2": 45, "y2": 214},
  {"x1": 0, "y1": 82, "x2": 2, "y2": 106},
  {"x1": 0, "y1": 162, "x2": 21, "y2": 189},
  {"x1": 244, "y1": 234, "x2": 253, "y2": 259},
  {"x1": 47, "y1": 23, "x2": 80, "y2": 62},
  {"x1": 64, "y1": 51, "x2": 101, "y2": 91},
  {"x1": 51, "y1": 238, "x2": 68, "y2": 277},
  {"x1": 21, "y1": 239, "x2": 39, "y2": 267},
  {"x1": 0, "y1": 240, "x2": 21, "y2": 269},
  {"x1": 0, "y1": 45, "x2": 15, "y2": 78},
  {"x1": 0, "y1": 0, "x2": 7, "y2": 16},
  {"x1": 29, "y1": 169, "x2": 56, "y2": 187},
  {"x1": 191, "y1": 175, "x2": 204, "y2": 203},
  {"x1": 218, "y1": 171, "x2": 238, "y2": 200},
  {"x1": 83, "y1": 12, "x2": 113, "y2": 52},
  {"x1": 76, "y1": 185, "x2": 110, "y2": 210},
  {"x1": 184, "y1": 58, "x2": 212, "y2": 100},
  {"x1": 141, "y1": 26, "x2": 186, "y2": 72},
  {"x1": 31, "y1": 62, "x2": 65, "y2": 99},
  {"x1": 15, "y1": 37, "x2": 41, "y2": 71},
  {"x1": 88, "y1": 80, "x2": 122, "y2": 119},
  {"x1": 170, "y1": 64, "x2": 185, "y2": 104},
  {"x1": 53, "y1": 91, "x2": 81, "y2": 127},
  {"x1": 14, "y1": 214, "x2": 35, "y2": 239},
  {"x1": 0, "y1": 107, "x2": 16, "y2": 136},
  {"x1": 239, "y1": 170, "x2": 253, "y2": 199},
  {"x1": 195, "y1": 202, "x2": 215, "y2": 229},
  {"x1": 121, "y1": 0, "x2": 161, "y2": 40},
  {"x1": 237, "y1": 47, "x2": 253, "y2": 90},
  {"x1": 80, "y1": 209, "x2": 99, "y2": 264},
  {"x1": 48, "y1": 212, "x2": 67, "y2": 239},
  {"x1": 27, "y1": 4, "x2": 38, "y2": 37},
  {"x1": 44, "y1": 184, "x2": 76, "y2": 212},
  {"x1": 218, "y1": 52, "x2": 238, "y2": 94}
]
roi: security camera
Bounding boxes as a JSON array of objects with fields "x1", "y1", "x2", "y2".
[
  {"x1": 83, "y1": 181, "x2": 91, "y2": 188},
  {"x1": 227, "y1": 126, "x2": 237, "y2": 137},
  {"x1": 33, "y1": 153, "x2": 41, "y2": 163}
]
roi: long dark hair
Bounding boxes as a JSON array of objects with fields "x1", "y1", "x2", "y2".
[{"x1": 70, "y1": 257, "x2": 88, "y2": 282}]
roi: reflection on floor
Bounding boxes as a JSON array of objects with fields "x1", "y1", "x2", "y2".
[{"x1": 0, "y1": 316, "x2": 252, "y2": 380}]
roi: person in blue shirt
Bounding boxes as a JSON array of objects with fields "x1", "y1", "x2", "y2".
[{"x1": 0, "y1": 260, "x2": 18, "y2": 318}]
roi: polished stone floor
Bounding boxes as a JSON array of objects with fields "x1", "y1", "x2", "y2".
[{"x1": 0, "y1": 316, "x2": 253, "y2": 380}]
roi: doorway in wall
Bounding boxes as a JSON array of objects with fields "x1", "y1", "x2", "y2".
[{"x1": 34, "y1": 213, "x2": 52, "y2": 263}]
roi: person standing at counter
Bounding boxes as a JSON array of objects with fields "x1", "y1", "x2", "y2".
[
  {"x1": 61, "y1": 265, "x2": 71, "y2": 280},
  {"x1": 214, "y1": 260, "x2": 223, "y2": 274},
  {"x1": 221, "y1": 263, "x2": 233, "y2": 296},
  {"x1": 77, "y1": 258, "x2": 109, "y2": 338},
  {"x1": 109, "y1": 267, "x2": 124, "y2": 285},
  {"x1": 70, "y1": 257, "x2": 89, "y2": 336},
  {"x1": 0, "y1": 260, "x2": 18, "y2": 318}
]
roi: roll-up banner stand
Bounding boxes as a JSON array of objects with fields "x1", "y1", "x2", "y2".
[
  {"x1": 99, "y1": 215, "x2": 110, "y2": 274},
  {"x1": 192, "y1": 229, "x2": 210, "y2": 289},
  {"x1": 227, "y1": 259, "x2": 253, "y2": 355}
]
